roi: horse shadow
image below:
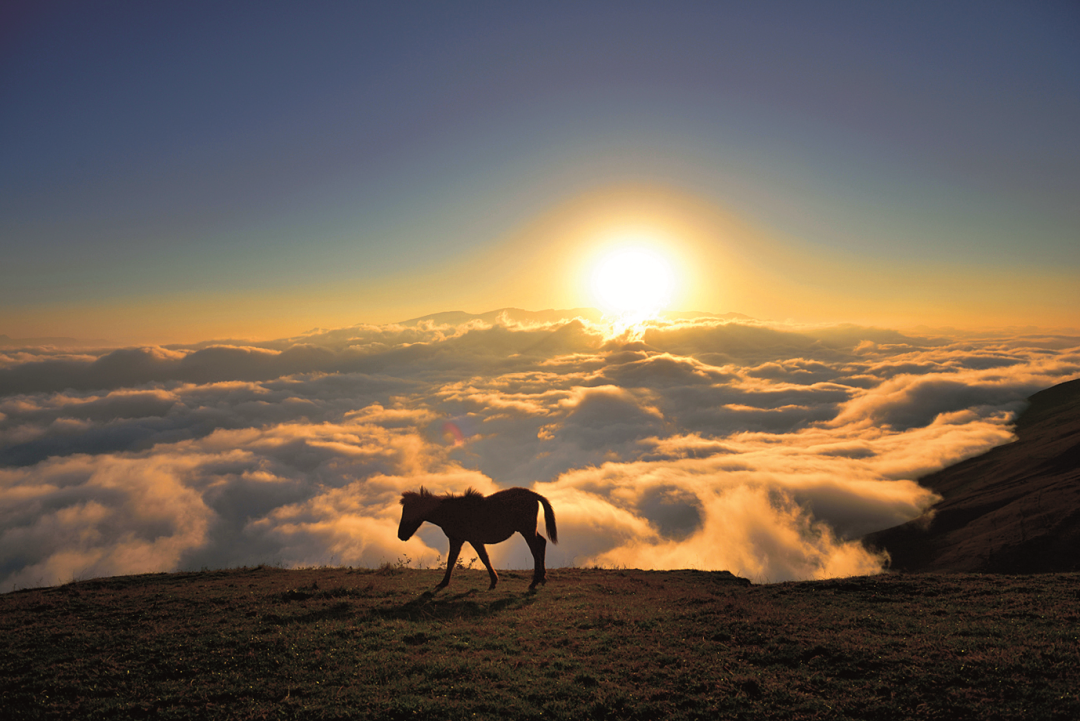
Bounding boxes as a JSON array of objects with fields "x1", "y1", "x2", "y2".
[{"x1": 375, "y1": 586, "x2": 539, "y2": 623}]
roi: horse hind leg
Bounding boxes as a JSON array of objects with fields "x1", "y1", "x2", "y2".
[{"x1": 526, "y1": 533, "x2": 548, "y2": 590}]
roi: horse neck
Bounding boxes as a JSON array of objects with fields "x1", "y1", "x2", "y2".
[
  {"x1": 427, "y1": 493, "x2": 480, "y2": 526},
  {"x1": 415, "y1": 495, "x2": 443, "y2": 522}
]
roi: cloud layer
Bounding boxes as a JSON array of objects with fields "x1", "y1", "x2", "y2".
[{"x1": 2, "y1": 312, "x2": 1078, "y2": 588}]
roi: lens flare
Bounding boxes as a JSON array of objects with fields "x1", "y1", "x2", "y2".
[{"x1": 441, "y1": 420, "x2": 465, "y2": 446}]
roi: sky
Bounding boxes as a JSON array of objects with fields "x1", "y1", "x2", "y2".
[
  {"x1": 2, "y1": 1, "x2": 1078, "y2": 343},
  {"x1": 2, "y1": 2, "x2": 1080, "y2": 589}
]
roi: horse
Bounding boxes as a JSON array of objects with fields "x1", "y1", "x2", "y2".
[{"x1": 398, "y1": 486, "x2": 558, "y2": 591}]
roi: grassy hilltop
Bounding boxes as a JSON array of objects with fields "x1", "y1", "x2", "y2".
[{"x1": 2, "y1": 566, "x2": 1078, "y2": 720}]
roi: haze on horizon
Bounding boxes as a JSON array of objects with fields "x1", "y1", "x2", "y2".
[{"x1": 2, "y1": 3, "x2": 1079, "y2": 589}]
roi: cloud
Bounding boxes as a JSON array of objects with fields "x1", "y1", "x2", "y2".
[
  {"x1": 554, "y1": 385, "x2": 666, "y2": 450},
  {"x1": 0, "y1": 452, "x2": 212, "y2": 590},
  {"x1": 1, "y1": 314, "x2": 1077, "y2": 588}
]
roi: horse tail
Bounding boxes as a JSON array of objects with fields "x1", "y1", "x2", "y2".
[{"x1": 537, "y1": 492, "x2": 558, "y2": 545}]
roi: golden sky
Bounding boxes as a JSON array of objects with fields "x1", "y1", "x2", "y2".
[{"x1": 8, "y1": 183, "x2": 1076, "y2": 345}]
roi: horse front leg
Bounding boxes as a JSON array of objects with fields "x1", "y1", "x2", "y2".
[
  {"x1": 437, "y1": 538, "x2": 464, "y2": 590},
  {"x1": 470, "y1": 542, "x2": 499, "y2": 590},
  {"x1": 526, "y1": 533, "x2": 547, "y2": 590}
]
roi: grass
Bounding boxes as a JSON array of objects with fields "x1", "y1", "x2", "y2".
[{"x1": 1, "y1": 567, "x2": 1078, "y2": 719}]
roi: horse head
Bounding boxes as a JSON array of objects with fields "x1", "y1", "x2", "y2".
[{"x1": 398, "y1": 487, "x2": 439, "y2": 541}]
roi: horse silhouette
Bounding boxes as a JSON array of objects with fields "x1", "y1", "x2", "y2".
[{"x1": 398, "y1": 487, "x2": 558, "y2": 591}]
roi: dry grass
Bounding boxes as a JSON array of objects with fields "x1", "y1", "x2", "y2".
[{"x1": 2, "y1": 567, "x2": 1078, "y2": 719}]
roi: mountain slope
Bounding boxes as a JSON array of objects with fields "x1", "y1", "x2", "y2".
[{"x1": 864, "y1": 378, "x2": 1080, "y2": 572}]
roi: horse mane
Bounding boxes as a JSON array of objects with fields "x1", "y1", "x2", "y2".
[
  {"x1": 400, "y1": 486, "x2": 485, "y2": 506},
  {"x1": 442, "y1": 487, "x2": 485, "y2": 505},
  {"x1": 400, "y1": 486, "x2": 434, "y2": 506}
]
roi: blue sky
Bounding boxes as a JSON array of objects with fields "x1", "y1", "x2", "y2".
[{"x1": 2, "y1": 1, "x2": 1078, "y2": 342}]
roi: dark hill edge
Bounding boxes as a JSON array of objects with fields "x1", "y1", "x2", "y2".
[{"x1": 863, "y1": 377, "x2": 1080, "y2": 573}]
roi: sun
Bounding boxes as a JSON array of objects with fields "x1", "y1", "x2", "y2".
[{"x1": 590, "y1": 245, "x2": 676, "y2": 320}]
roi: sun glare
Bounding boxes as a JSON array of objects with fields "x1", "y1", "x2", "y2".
[{"x1": 590, "y1": 245, "x2": 675, "y2": 322}]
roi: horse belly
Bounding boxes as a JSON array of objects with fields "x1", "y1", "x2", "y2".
[
  {"x1": 436, "y1": 516, "x2": 515, "y2": 545},
  {"x1": 472, "y1": 527, "x2": 516, "y2": 545},
  {"x1": 464, "y1": 516, "x2": 516, "y2": 544}
]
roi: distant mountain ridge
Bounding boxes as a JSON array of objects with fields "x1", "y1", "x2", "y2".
[
  {"x1": 397, "y1": 308, "x2": 753, "y2": 327},
  {"x1": 864, "y1": 378, "x2": 1080, "y2": 573},
  {"x1": 398, "y1": 308, "x2": 605, "y2": 326}
]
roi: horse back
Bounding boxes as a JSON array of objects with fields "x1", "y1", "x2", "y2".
[{"x1": 430, "y1": 488, "x2": 545, "y2": 544}]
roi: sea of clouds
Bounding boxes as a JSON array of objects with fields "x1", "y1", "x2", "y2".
[{"x1": 2, "y1": 311, "x2": 1078, "y2": 589}]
